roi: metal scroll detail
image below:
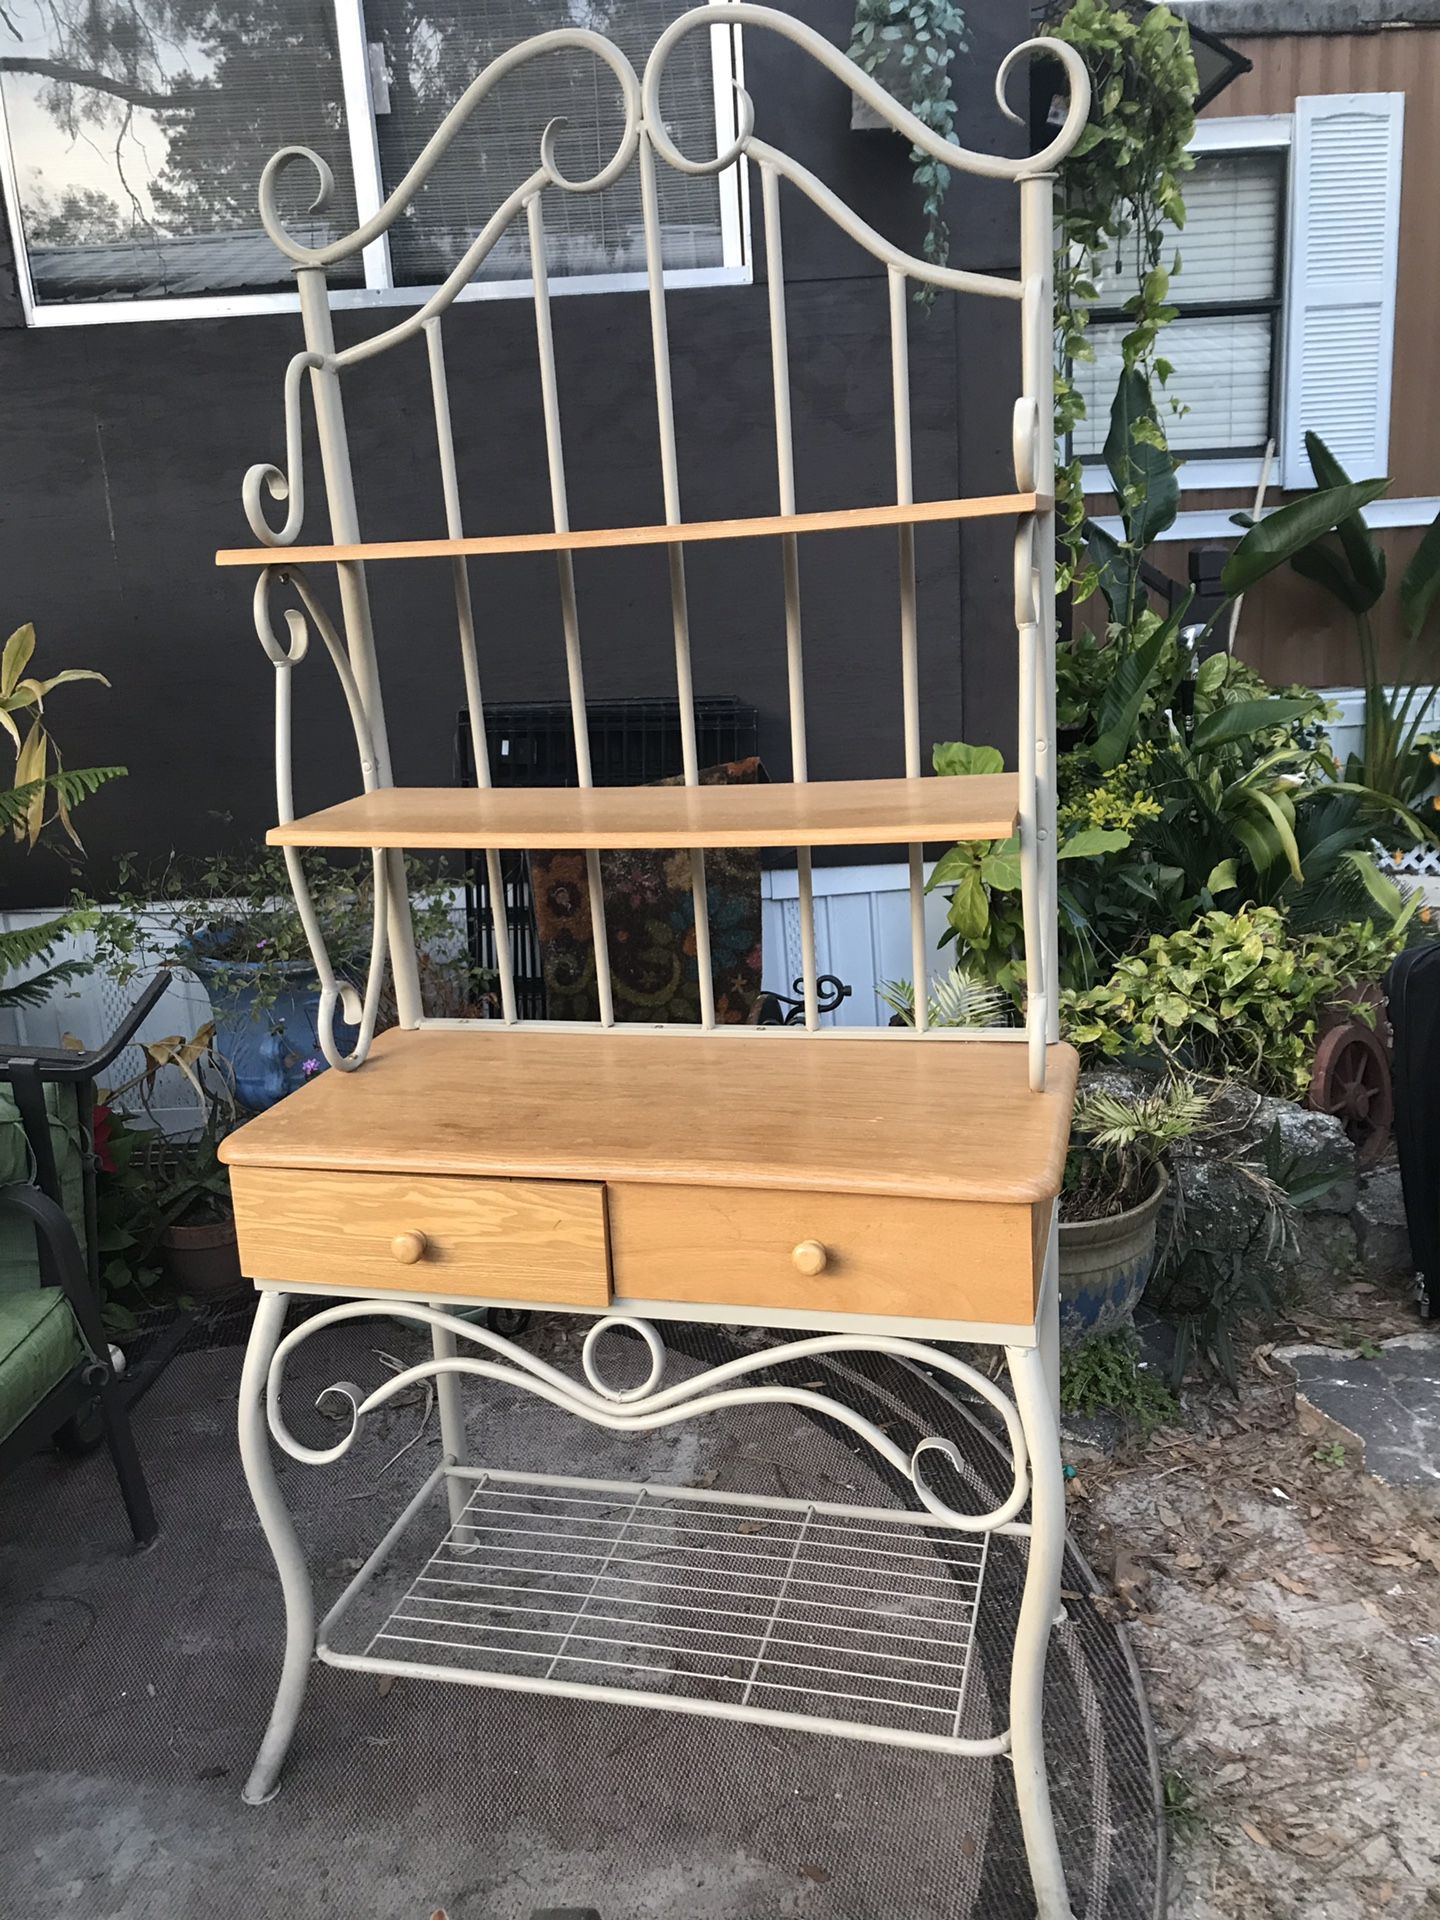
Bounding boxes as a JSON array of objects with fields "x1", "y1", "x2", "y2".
[
  {"x1": 263, "y1": 1301, "x2": 1032, "y2": 1534},
  {"x1": 253, "y1": 566, "x2": 389, "y2": 1070}
]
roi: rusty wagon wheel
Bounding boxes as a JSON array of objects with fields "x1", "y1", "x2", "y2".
[{"x1": 1309, "y1": 1020, "x2": 1394, "y2": 1169}]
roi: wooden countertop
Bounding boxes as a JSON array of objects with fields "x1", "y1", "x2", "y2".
[{"x1": 220, "y1": 1026, "x2": 1079, "y2": 1205}]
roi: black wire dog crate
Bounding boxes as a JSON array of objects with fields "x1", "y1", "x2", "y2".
[{"x1": 455, "y1": 697, "x2": 760, "y2": 1018}]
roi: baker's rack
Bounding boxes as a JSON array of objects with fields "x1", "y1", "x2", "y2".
[{"x1": 221, "y1": 11, "x2": 1093, "y2": 1919}]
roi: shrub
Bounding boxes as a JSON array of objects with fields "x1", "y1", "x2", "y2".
[{"x1": 1063, "y1": 905, "x2": 1405, "y2": 1096}]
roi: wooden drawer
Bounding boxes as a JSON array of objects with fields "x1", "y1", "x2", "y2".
[
  {"x1": 607, "y1": 1184, "x2": 1047, "y2": 1325},
  {"x1": 229, "y1": 1166, "x2": 611, "y2": 1306}
]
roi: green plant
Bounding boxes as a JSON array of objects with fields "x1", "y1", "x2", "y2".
[
  {"x1": 1162, "y1": 1768, "x2": 1204, "y2": 1840},
  {"x1": 877, "y1": 963, "x2": 1009, "y2": 1028},
  {"x1": 1059, "y1": 1327, "x2": 1178, "y2": 1432},
  {"x1": 85, "y1": 845, "x2": 472, "y2": 1016},
  {"x1": 1046, "y1": 0, "x2": 1197, "y2": 588},
  {"x1": 1064, "y1": 905, "x2": 1409, "y2": 1097},
  {"x1": 1246, "y1": 430, "x2": 1440, "y2": 830},
  {"x1": 90, "y1": 1103, "x2": 167, "y2": 1335},
  {"x1": 848, "y1": 0, "x2": 968, "y2": 288},
  {"x1": 1064, "y1": 1076, "x2": 1211, "y2": 1222},
  {"x1": 93, "y1": 1026, "x2": 238, "y2": 1331},
  {"x1": 1314, "y1": 1441, "x2": 1348, "y2": 1468},
  {"x1": 0, "y1": 623, "x2": 123, "y2": 1011}
]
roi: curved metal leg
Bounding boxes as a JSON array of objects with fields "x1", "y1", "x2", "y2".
[
  {"x1": 1006, "y1": 1254, "x2": 1075, "y2": 1920},
  {"x1": 238, "y1": 1289, "x2": 316, "y2": 1805}
]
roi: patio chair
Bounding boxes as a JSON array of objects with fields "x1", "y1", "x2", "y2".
[{"x1": 0, "y1": 977, "x2": 169, "y2": 1546}]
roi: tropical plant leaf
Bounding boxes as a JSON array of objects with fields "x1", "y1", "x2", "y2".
[
  {"x1": 1400, "y1": 502, "x2": 1440, "y2": 640},
  {"x1": 933, "y1": 741, "x2": 1004, "y2": 778},
  {"x1": 1222, "y1": 480, "x2": 1391, "y2": 596},
  {"x1": 1302, "y1": 431, "x2": 1386, "y2": 607},
  {"x1": 1059, "y1": 827, "x2": 1131, "y2": 859},
  {"x1": 1246, "y1": 787, "x2": 1305, "y2": 883},
  {"x1": 1191, "y1": 697, "x2": 1319, "y2": 752},
  {"x1": 1340, "y1": 849, "x2": 1410, "y2": 922},
  {"x1": 1091, "y1": 596, "x2": 1193, "y2": 772},
  {"x1": 1084, "y1": 519, "x2": 1135, "y2": 628},
  {"x1": 1, "y1": 623, "x2": 36, "y2": 697},
  {"x1": 1290, "y1": 534, "x2": 1375, "y2": 615},
  {"x1": 1104, "y1": 367, "x2": 1179, "y2": 550}
]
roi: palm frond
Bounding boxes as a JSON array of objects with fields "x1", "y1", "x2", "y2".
[{"x1": 879, "y1": 966, "x2": 1010, "y2": 1029}]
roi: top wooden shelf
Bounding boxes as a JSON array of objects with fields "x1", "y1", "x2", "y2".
[
  {"x1": 266, "y1": 774, "x2": 1018, "y2": 851},
  {"x1": 215, "y1": 493, "x2": 1046, "y2": 568}
]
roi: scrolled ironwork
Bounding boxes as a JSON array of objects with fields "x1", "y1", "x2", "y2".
[
  {"x1": 258, "y1": 28, "x2": 642, "y2": 271},
  {"x1": 264, "y1": 1300, "x2": 1032, "y2": 1533},
  {"x1": 644, "y1": 8, "x2": 1091, "y2": 182},
  {"x1": 243, "y1": 349, "x2": 326, "y2": 547},
  {"x1": 253, "y1": 565, "x2": 389, "y2": 1072}
]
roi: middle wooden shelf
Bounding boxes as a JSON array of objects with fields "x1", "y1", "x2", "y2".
[{"x1": 267, "y1": 773, "x2": 1019, "y2": 851}]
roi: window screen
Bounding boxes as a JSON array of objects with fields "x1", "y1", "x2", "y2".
[
  {"x1": 1072, "y1": 150, "x2": 1285, "y2": 460},
  {"x1": 0, "y1": 0, "x2": 359, "y2": 302},
  {"x1": 365, "y1": 0, "x2": 728, "y2": 288}
]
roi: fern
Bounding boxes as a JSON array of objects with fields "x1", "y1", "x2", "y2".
[
  {"x1": 0, "y1": 908, "x2": 99, "y2": 1012},
  {"x1": 0, "y1": 765, "x2": 125, "y2": 841}
]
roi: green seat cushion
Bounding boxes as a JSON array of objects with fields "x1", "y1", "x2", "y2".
[
  {"x1": 0, "y1": 1287, "x2": 85, "y2": 1443},
  {"x1": 0, "y1": 1083, "x2": 87, "y2": 1298}
]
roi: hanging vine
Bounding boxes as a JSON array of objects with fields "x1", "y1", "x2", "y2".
[
  {"x1": 1044, "y1": 0, "x2": 1198, "y2": 599},
  {"x1": 848, "y1": 0, "x2": 970, "y2": 290}
]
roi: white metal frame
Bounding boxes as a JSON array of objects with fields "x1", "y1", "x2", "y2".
[
  {"x1": 0, "y1": 0, "x2": 750, "y2": 329},
  {"x1": 231, "y1": 12, "x2": 1091, "y2": 1917}
]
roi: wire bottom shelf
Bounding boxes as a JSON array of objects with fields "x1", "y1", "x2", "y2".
[{"x1": 318, "y1": 1466, "x2": 1006, "y2": 1758}]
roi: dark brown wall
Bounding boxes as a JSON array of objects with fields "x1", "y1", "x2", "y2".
[{"x1": 0, "y1": 2, "x2": 1029, "y2": 908}]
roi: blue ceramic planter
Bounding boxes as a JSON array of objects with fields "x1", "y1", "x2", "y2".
[
  {"x1": 183, "y1": 944, "x2": 327, "y2": 1112},
  {"x1": 1057, "y1": 1171, "x2": 1168, "y2": 1345}
]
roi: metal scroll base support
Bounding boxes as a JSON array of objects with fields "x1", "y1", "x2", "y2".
[{"x1": 235, "y1": 1283, "x2": 1076, "y2": 1920}]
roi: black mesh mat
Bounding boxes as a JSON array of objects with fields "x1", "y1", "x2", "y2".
[{"x1": 0, "y1": 1313, "x2": 1163, "y2": 1920}]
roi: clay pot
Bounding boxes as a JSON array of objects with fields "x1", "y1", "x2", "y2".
[{"x1": 160, "y1": 1217, "x2": 247, "y2": 1304}]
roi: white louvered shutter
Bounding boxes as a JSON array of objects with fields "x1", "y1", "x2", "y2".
[{"x1": 1282, "y1": 93, "x2": 1404, "y2": 486}]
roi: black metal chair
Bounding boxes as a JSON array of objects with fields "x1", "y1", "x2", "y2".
[{"x1": 0, "y1": 975, "x2": 171, "y2": 1546}]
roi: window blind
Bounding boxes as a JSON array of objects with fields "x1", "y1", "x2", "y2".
[
  {"x1": 366, "y1": 0, "x2": 728, "y2": 288},
  {"x1": 0, "y1": 0, "x2": 359, "y2": 303},
  {"x1": 1072, "y1": 151, "x2": 1283, "y2": 460}
]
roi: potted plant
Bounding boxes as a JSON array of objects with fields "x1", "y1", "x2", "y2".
[
  {"x1": 1058, "y1": 1078, "x2": 1211, "y2": 1342},
  {"x1": 112, "y1": 1026, "x2": 249, "y2": 1306},
  {"x1": 87, "y1": 848, "x2": 467, "y2": 1111}
]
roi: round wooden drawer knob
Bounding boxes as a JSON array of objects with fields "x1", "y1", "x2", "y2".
[
  {"x1": 792, "y1": 1239, "x2": 829, "y2": 1277},
  {"x1": 391, "y1": 1230, "x2": 428, "y2": 1266}
]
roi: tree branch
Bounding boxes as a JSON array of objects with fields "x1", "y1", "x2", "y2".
[{"x1": 0, "y1": 56, "x2": 183, "y2": 110}]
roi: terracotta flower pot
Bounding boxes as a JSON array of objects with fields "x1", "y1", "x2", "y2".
[
  {"x1": 160, "y1": 1216, "x2": 247, "y2": 1304},
  {"x1": 1058, "y1": 1170, "x2": 1168, "y2": 1345}
]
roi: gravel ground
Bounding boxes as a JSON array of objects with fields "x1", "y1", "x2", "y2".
[{"x1": 1064, "y1": 1277, "x2": 1440, "y2": 1919}]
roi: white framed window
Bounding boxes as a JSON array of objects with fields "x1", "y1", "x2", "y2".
[
  {"x1": 1078, "y1": 96, "x2": 1404, "y2": 493},
  {"x1": 0, "y1": 0, "x2": 750, "y2": 327}
]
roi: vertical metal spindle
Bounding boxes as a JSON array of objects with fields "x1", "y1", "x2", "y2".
[
  {"x1": 527, "y1": 196, "x2": 615, "y2": 1027},
  {"x1": 1020, "y1": 173, "x2": 1059, "y2": 1079},
  {"x1": 638, "y1": 129, "x2": 716, "y2": 1030},
  {"x1": 296, "y1": 269, "x2": 421, "y2": 1027},
  {"x1": 889, "y1": 266, "x2": 929, "y2": 1036},
  {"x1": 761, "y1": 164, "x2": 818, "y2": 1030},
  {"x1": 425, "y1": 318, "x2": 518, "y2": 1025}
]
